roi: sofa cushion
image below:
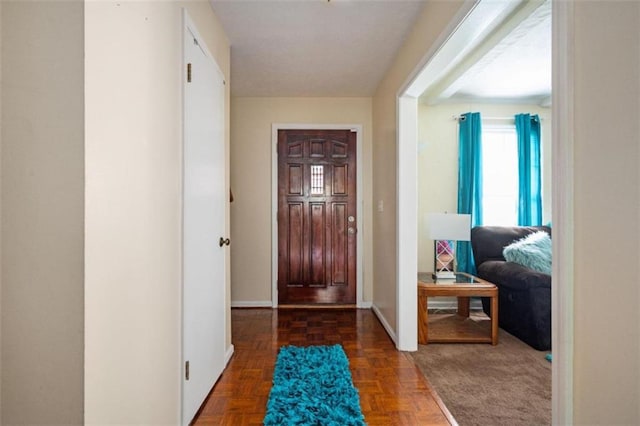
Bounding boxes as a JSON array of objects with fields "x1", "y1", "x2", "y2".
[{"x1": 503, "y1": 231, "x2": 552, "y2": 274}]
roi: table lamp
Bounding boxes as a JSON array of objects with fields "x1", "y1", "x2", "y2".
[{"x1": 427, "y1": 213, "x2": 471, "y2": 279}]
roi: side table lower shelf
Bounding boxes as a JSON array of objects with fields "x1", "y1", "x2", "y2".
[
  {"x1": 418, "y1": 272, "x2": 498, "y2": 345},
  {"x1": 426, "y1": 313, "x2": 494, "y2": 344}
]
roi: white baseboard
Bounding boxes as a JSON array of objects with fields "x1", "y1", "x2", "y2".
[
  {"x1": 231, "y1": 300, "x2": 273, "y2": 308},
  {"x1": 232, "y1": 300, "x2": 372, "y2": 309},
  {"x1": 224, "y1": 344, "x2": 234, "y2": 366},
  {"x1": 371, "y1": 303, "x2": 398, "y2": 346}
]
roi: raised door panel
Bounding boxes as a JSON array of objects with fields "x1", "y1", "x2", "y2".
[
  {"x1": 331, "y1": 203, "x2": 348, "y2": 285},
  {"x1": 309, "y1": 203, "x2": 326, "y2": 286},
  {"x1": 286, "y1": 164, "x2": 304, "y2": 196},
  {"x1": 287, "y1": 203, "x2": 304, "y2": 285},
  {"x1": 332, "y1": 164, "x2": 347, "y2": 196}
]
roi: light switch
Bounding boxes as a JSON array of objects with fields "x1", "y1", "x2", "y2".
[{"x1": 377, "y1": 200, "x2": 384, "y2": 212}]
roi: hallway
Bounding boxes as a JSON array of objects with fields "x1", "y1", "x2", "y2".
[{"x1": 193, "y1": 308, "x2": 456, "y2": 425}]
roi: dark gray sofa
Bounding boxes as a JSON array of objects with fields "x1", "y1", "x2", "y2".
[{"x1": 470, "y1": 226, "x2": 552, "y2": 351}]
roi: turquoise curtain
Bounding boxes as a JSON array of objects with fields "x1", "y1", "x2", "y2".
[
  {"x1": 515, "y1": 114, "x2": 542, "y2": 226},
  {"x1": 457, "y1": 112, "x2": 483, "y2": 274}
]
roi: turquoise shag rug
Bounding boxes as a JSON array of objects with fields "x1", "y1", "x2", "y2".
[{"x1": 264, "y1": 344, "x2": 366, "y2": 425}]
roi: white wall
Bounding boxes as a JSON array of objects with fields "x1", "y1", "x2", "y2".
[
  {"x1": 230, "y1": 97, "x2": 373, "y2": 305},
  {"x1": 372, "y1": 0, "x2": 465, "y2": 334},
  {"x1": 417, "y1": 102, "x2": 552, "y2": 272},
  {"x1": 571, "y1": 1, "x2": 639, "y2": 422},
  {"x1": 1, "y1": 1, "x2": 84, "y2": 424},
  {"x1": 84, "y1": 1, "x2": 230, "y2": 423}
]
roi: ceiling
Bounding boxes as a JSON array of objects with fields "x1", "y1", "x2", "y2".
[
  {"x1": 422, "y1": 0, "x2": 551, "y2": 105},
  {"x1": 209, "y1": 0, "x2": 426, "y2": 97},
  {"x1": 209, "y1": 0, "x2": 551, "y2": 103}
]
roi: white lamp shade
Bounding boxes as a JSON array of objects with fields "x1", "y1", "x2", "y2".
[{"x1": 427, "y1": 213, "x2": 471, "y2": 241}]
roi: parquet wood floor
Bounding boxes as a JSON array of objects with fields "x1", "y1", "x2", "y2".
[{"x1": 193, "y1": 308, "x2": 456, "y2": 425}]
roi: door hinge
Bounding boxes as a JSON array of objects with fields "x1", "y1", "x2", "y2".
[
  {"x1": 187, "y1": 63, "x2": 192, "y2": 83},
  {"x1": 185, "y1": 360, "x2": 190, "y2": 380}
]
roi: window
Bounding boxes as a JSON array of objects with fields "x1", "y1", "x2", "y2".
[
  {"x1": 310, "y1": 165, "x2": 324, "y2": 195},
  {"x1": 482, "y1": 125, "x2": 518, "y2": 225}
]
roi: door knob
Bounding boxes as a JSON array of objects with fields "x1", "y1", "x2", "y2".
[{"x1": 219, "y1": 237, "x2": 230, "y2": 247}]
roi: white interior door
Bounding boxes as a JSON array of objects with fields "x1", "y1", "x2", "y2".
[{"x1": 182, "y1": 13, "x2": 226, "y2": 425}]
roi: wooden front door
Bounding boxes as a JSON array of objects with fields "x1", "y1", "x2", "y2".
[{"x1": 277, "y1": 129, "x2": 357, "y2": 304}]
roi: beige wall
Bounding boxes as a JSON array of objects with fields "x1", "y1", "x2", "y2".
[
  {"x1": 371, "y1": 0, "x2": 465, "y2": 331},
  {"x1": 1, "y1": 1, "x2": 84, "y2": 424},
  {"x1": 85, "y1": 1, "x2": 230, "y2": 423},
  {"x1": 417, "y1": 102, "x2": 552, "y2": 272},
  {"x1": 571, "y1": 1, "x2": 639, "y2": 423},
  {"x1": 230, "y1": 97, "x2": 373, "y2": 304}
]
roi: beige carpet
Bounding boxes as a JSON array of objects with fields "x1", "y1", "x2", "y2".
[{"x1": 411, "y1": 316, "x2": 551, "y2": 426}]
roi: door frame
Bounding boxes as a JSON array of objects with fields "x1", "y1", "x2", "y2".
[
  {"x1": 271, "y1": 124, "x2": 364, "y2": 308},
  {"x1": 395, "y1": 0, "x2": 573, "y2": 424}
]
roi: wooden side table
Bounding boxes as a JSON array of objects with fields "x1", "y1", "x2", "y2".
[{"x1": 418, "y1": 272, "x2": 498, "y2": 345}]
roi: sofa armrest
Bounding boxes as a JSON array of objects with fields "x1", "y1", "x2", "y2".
[{"x1": 477, "y1": 260, "x2": 551, "y2": 291}]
